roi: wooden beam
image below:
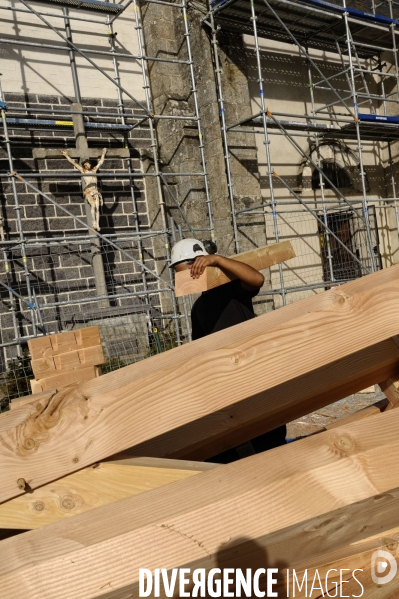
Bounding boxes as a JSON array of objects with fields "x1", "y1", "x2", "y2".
[
  {"x1": 174, "y1": 240, "x2": 295, "y2": 297},
  {"x1": 31, "y1": 345, "x2": 104, "y2": 380},
  {"x1": 324, "y1": 398, "x2": 389, "y2": 430},
  {"x1": 277, "y1": 529, "x2": 399, "y2": 597},
  {"x1": 119, "y1": 338, "x2": 399, "y2": 460},
  {"x1": 10, "y1": 389, "x2": 57, "y2": 411},
  {"x1": 29, "y1": 364, "x2": 101, "y2": 393},
  {"x1": 2, "y1": 266, "x2": 399, "y2": 502},
  {"x1": 2, "y1": 409, "x2": 399, "y2": 598},
  {"x1": 379, "y1": 372, "x2": 399, "y2": 409},
  {"x1": 359, "y1": 384, "x2": 375, "y2": 392},
  {"x1": 27, "y1": 326, "x2": 101, "y2": 360},
  {"x1": 0, "y1": 458, "x2": 218, "y2": 529},
  {"x1": 80, "y1": 264, "x2": 399, "y2": 400}
]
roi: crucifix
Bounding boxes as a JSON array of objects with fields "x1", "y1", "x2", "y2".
[
  {"x1": 33, "y1": 103, "x2": 130, "y2": 308},
  {"x1": 61, "y1": 148, "x2": 107, "y2": 232}
]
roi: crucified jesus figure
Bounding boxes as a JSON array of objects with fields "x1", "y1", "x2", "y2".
[{"x1": 61, "y1": 148, "x2": 107, "y2": 231}]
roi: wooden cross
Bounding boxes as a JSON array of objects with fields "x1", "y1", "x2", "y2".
[
  {"x1": 32, "y1": 103, "x2": 130, "y2": 307},
  {"x1": 32, "y1": 101, "x2": 130, "y2": 188}
]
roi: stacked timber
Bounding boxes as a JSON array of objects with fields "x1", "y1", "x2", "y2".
[
  {"x1": 27, "y1": 326, "x2": 104, "y2": 393},
  {"x1": 2, "y1": 265, "x2": 399, "y2": 597}
]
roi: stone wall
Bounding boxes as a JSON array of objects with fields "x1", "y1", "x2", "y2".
[
  {"x1": 141, "y1": 4, "x2": 274, "y2": 313},
  {"x1": 0, "y1": 93, "x2": 163, "y2": 362}
]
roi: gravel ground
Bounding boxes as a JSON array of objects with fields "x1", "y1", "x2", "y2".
[{"x1": 286, "y1": 386, "x2": 386, "y2": 439}]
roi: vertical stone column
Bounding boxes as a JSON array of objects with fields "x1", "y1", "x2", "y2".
[{"x1": 141, "y1": 4, "x2": 273, "y2": 310}]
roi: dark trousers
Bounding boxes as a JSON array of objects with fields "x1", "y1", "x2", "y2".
[{"x1": 206, "y1": 425, "x2": 287, "y2": 464}]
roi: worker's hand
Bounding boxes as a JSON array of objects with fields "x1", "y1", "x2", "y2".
[
  {"x1": 102, "y1": 148, "x2": 107, "y2": 154},
  {"x1": 61, "y1": 150, "x2": 68, "y2": 156},
  {"x1": 189, "y1": 254, "x2": 219, "y2": 279}
]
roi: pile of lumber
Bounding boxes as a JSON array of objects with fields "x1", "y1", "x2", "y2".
[
  {"x1": 28, "y1": 326, "x2": 104, "y2": 394},
  {"x1": 2, "y1": 265, "x2": 399, "y2": 597}
]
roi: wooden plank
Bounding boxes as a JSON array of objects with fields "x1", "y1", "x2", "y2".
[
  {"x1": 359, "y1": 384, "x2": 376, "y2": 392},
  {"x1": 2, "y1": 409, "x2": 399, "y2": 598},
  {"x1": 174, "y1": 240, "x2": 295, "y2": 297},
  {"x1": 30, "y1": 364, "x2": 100, "y2": 393},
  {"x1": 29, "y1": 378, "x2": 43, "y2": 394},
  {"x1": 80, "y1": 265, "x2": 399, "y2": 400},
  {"x1": 28, "y1": 326, "x2": 101, "y2": 360},
  {"x1": 103, "y1": 456, "x2": 219, "y2": 471},
  {"x1": 10, "y1": 389, "x2": 57, "y2": 411},
  {"x1": 379, "y1": 372, "x2": 399, "y2": 409},
  {"x1": 113, "y1": 339, "x2": 399, "y2": 460},
  {"x1": 324, "y1": 398, "x2": 389, "y2": 430},
  {"x1": 277, "y1": 530, "x2": 399, "y2": 597},
  {"x1": 31, "y1": 345, "x2": 104, "y2": 379},
  {"x1": 0, "y1": 459, "x2": 219, "y2": 529},
  {"x1": 2, "y1": 266, "x2": 399, "y2": 502}
]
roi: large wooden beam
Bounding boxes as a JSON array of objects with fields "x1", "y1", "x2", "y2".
[
  {"x1": 2, "y1": 409, "x2": 399, "y2": 599},
  {"x1": 277, "y1": 529, "x2": 399, "y2": 597},
  {"x1": 80, "y1": 264, "x2": 399, "y2": 398},
  {"x1": 2, "y1": 266, "x2": 399, "y2": 503},
  {"x1": 0, "y1": 458, "x2": 218, "y2": 529},
  {"x1": 174, "y1": 240, "x2": 295, "y2": 297}
]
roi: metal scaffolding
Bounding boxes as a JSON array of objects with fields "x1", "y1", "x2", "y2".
[
  {"x1": 0, "y1": 0, "x2": 214, "y2": 405},
  {"x1": 206, "y1": 0, "x2": 399, "y2": 305}
]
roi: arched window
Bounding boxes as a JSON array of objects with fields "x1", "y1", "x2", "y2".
[
  {"x1": 312, "y1": 161, "x2": 353, "y2": 190},
  {"x1": 298, "y1": 142, "x2": 369, "y2": 194}
]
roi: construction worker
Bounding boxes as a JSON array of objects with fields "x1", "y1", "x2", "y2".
[{"x1": 170, "y1": 238, "x2": 287, "y2": 462}]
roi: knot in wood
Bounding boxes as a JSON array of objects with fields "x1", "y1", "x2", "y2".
[
  {"x1": 24, "y1": 437, "x2": 36, "y2": 450},
  {"x1": 231, "y1": 352, "x2": 244, "y2": 365},
  {"x1": 33, "y1": 501, "x2": 45, "y2": 512},
  {"x1": 383, "y1": 538, "x2": 398, "y2": 552},
  {"x1": 17, "y1": 478, "x2": 26, "y2": 490},
  {"x1": 334, "y1": 435, "x2": 354, "y2": 452},
  {"x1": 61, "y1": 497, "x2": 76, "y2": 511}
]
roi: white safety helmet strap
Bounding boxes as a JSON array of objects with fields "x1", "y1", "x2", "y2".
[{"x1": 170, "y1": 238, "x2": 208, "y2": 267}]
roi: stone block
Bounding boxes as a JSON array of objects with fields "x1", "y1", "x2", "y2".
[
  {"x1": 47, "y1": 217, "x2": 76, "y2": 231},
  {"x1": 24, "y1": 205, "x2": 55, "y2": 219}
]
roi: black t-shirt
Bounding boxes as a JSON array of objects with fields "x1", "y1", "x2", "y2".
[{"x1": 191, "y1": 279, "x2": 260, "y2": 340}]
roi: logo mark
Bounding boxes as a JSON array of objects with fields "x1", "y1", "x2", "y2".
[{"x1": 371, "y1": 550, "x2": 397, "y2": 585}]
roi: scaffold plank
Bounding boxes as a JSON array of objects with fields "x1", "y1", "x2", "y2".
[
  {"x1": 1, "y1": 409, "x2": 399, "y2": 598},
  {"x1": 28, "y1": 0, "x2": 124, "y2": 13},
  {"x1": 210, "y1": 0, "x2": 396, "y2": 57},
  {"x1": 3, "y1": 118, "x2": 132, "y2": 131}
]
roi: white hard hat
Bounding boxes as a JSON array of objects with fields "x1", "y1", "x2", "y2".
[{"x1": 170, "y1": 238, "x2": 208, "y2": 267}]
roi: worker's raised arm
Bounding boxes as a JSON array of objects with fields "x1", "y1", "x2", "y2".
[
  {"x1": 189, "y1": 254, "x2": 264, "y2": 292},
  {"x1": 61, "y1": 151, "x2": 84, "y2": 173}
]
